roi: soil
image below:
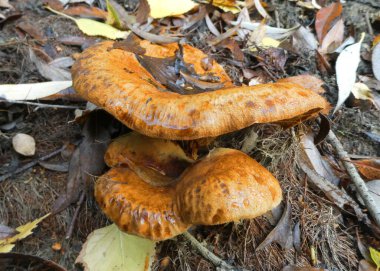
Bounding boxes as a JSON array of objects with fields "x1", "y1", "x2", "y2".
[{"x1": 0, "y1": 0, "x2": 379, "y2": 271}]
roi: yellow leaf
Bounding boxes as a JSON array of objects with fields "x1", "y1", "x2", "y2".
[
  {"x1": 76, "y1": 224, "x2": 156, "y2": 271},
  {"x1": 0, "y1": 244, "x2": 15, "y2": 253},
  {"x1": 261, "y1": 37, "x2": 280, "y2": 47},
  {"x1": 147, "y1": 0, "x2": 198, "y2": 18},
  {"x1": 370, "y1": 247, "x2": 380, "y2": 271},
  {"x1": 76, "y1": 18, "x2": 129, "y2": 39},
  {"x1": 0, "y1": 213, "x2": 50, "y2": 253},
  {"x1": 46, "y1": 6, "x2": 129, "y2": 40}
]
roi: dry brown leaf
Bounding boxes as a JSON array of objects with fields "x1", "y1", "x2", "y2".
[
  {"x1": 319, "y1": 18, "x2": 344, "y2": 54},
  {"x1": 353, "y1": 159, "x2": 380, "y2": 180},
  {"x1": 63, "y1": 4, "x2": 107, "y2": 20},
  {"x1": 52, "y1": 110, "x2": 112, "y2": 213},
  {"x1": 315, "y1": 2, "x2": 342, "y2": 43},
  {"x1": 16, "y1": 21, "x2": 47, "y2": 43},
  {"x1": 256, "y1": 202, "x2": 293, "y2": 250}
]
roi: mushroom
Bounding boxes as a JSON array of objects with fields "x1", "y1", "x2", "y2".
[
  {"x1": 72, "y1": 36, "x2": 329, "y2": 140},
  {"x1": 95, "y1": 133, "x2": 282, "y2": 240}
]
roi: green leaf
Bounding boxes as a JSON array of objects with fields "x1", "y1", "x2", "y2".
[
  {"x1": 46, "y1": 6, "x2": 129, "y2": 40},
  {"x1": 106, "y1": 0, "x2": 123, "y2": 29},
  {"x1": 76, "y1": 224, "x2": 156, "y2": 271},
  {"x1": 370, "y1": 247, "x2": 380, "y2": 271}
]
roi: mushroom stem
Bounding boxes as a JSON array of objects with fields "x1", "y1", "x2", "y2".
[
  {"x1": 182, "y1": 231, "x2": 240, "y2": 271},
  {"x1": 326, "y1": 130, "x2": 380, "y2": 227}
]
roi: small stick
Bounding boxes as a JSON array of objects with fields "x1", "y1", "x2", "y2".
[
  {"x1": 327, "y1": 130, "x2": 380, "y2": 227},
  {"x1": 0, "y1": 145, "x2": 66, "y2": 182},
  {"x1": 66, "y1": 191, "x2": 85, "y2": 239},
  {"x1": 1, "y1": 100, "x2": 83, "y2": 110},
  {"x1": 182, "y1": 231, "x2": 239, "y2": 270}
]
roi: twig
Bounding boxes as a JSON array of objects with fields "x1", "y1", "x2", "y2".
[
  {"x1": 327, "y1": 130, "x2": 380, "y2": 227},
  {"x1": 65, "y1": 191, "x2": 85, "y2": 239},
  {"x1": 0, "y1": 145, "x2": 66, "y2": 182},
  {"x1": 1, "y1": 100, "x2": 83, "y2": 110},
  {"x1": 182, "y1": 231, "x2": 240, "y2": 270}
]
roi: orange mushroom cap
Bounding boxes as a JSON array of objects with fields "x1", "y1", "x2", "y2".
[
  {"x1": 95, "y1": 134, "x2": 282, "y2": 240},
  {"x1": 72, "y1": 40, "x2": 329, "y2": 140},
  {"x1": 95, "y1": 167, "x2": 190, "y2": 241},
  {"x1": 175, "y1": 148, "x2": 282, "y2": 225}
]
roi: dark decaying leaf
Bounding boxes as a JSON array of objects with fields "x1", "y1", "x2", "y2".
[
  {"x1": 52, "y1": 111, "x2": 113, "y2": 214},
  {"x1": 0, "y1": 225, "x2": 18, "y2": 240},
  {"x1": 16, "y1": 21, "x2": 47, "y2": 43},
  {"x1": 256, "y1": 202, "x2": 293, "y2": 250},
  {"x1": 38, "y1": 161, "x2": 69, "y2": 172},
  {"x1": 314, "y1": 113, "x2": 330, "y2": 145},
  {"x1": 315, "y1": 2, "x2": 342, "y2": 43},
  {"x1": 356, "y1": 229, "x2": 372, "y2": 262},
  {"x1": 135, "y1": 0, "x2": 150, "y2": 24},
  {"x1": 219, "y1": 38, "x2": 244, "y2": 62},
  {"x1": 0, "y1": 253, "x2": 66, "y2": 271}
]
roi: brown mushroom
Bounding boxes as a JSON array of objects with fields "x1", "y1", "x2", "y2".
[
  {"x1": 95, "y1": 134, "x2": 282, "y2": 240},
  {"x1": 72, "y1": 38, "x2": 329, "y2": 140}
]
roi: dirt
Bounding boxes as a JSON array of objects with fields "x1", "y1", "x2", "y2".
[{"x1": 0, "y1": 0, "x2": 379, "y2": 271}]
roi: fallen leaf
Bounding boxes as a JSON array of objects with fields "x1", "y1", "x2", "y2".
[
  {"x1": 127, "y1": 24, "x2": 180, "y2": 44},
  {"x1": 63, "y1": 4, "x2": 107, "y2": 20},
  {"x1": 205, "y1": 0, "x2": 240, "y2": 13},
  {"x1": 146, "y1": 0, "x2": 197, "y2": 18},
  {"x1": 49, "y1": 57, "x2": 75, "y2": 69},
  {"x1": 205, "y1": 14, "x2": 221, "y2": 36},
  {"x1": 12, "y1": 133, "x2": 36, "y2": 157},
  {"x1": 293, "y1": 221, "x2": 301, "y2": 253},
  {"x1": 16, "y1": 21, "x2": 47, "y2": 43},
  {"x1": 292, "y1": 26, "x2": 318, "y2": 53},
  {"x1": 0, "y1": 253, "x2": 66, "y2": 270},
  {"x1": 38, "y1": 161, "x2": 69, "y2": 172},
  {"x1": 46, "y1": 6, "x2": 129, "y2": 40},
  {"x1": 254, "y1": 0, "x2": 271, "y2": 19},
  {"x1": 359, "y1": 259, "x2": 377, "y2": 271},
  {"x1": 106, "y1": 0, "x2": 133, "y2": 29},
  {"x1": 0, "y1": 225, "x2": 18, "y2": 240},
  {"x1": 300, "y1": 132, "x2": 340, "y2": 185},
  {"x1": 52, "y1": 111, "x2": 112, "y2": 213},
  {"x1": 0, "y1": 214, "x2": 50, "y2": 252},
  {"x1": 256, "y1": 202, "x2": 293, "y2": 250},
  {"x1": 334, "y1": 33, "x2": 365, "y2": 114},
  {"x1": 319, "y1": 18, "x2": 344, "y2": 54},
  {"x1": 351, "y1": 83, "x2": 380, "y2": 110},
  {"x1": 372, "y1": 41, "x2": 380, "y2": 81},
  {"x1": 29, "y1": 48, "x2": 71, "y2": 81},
  {"x1": 315, "y1": 2, "x2": 342, "y2": 43},
  {"x1": 353, "y1": 159, "x2": 380, "y2": 180},
  {"x1": 0, "y1": 0, "x2": 13, "y2": 9},
  {"x1": 75, "y1": 224, "x2": 156, "y2": 271},
  {"x1": 370, "y1": 247, "x2": 380, "y2": 270},
  {"x1": 235, "y1": 21, "x2": 300, "y2": 40}
]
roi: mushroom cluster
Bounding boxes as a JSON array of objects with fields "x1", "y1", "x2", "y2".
[
  {"x1": 71, "y1": 36, "x2": 329, "y2": 240},
  {"x1": 95, "y1": 132, "x2": 282, "y2": 240}
]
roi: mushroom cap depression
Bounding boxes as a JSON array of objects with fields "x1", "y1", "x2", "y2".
[
  {"x1": 95, "y1": 134, "x2": 282, "y2": 240},
  {"x1": 72, "y1": 39, "x2": 329, "y2": 140}
]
